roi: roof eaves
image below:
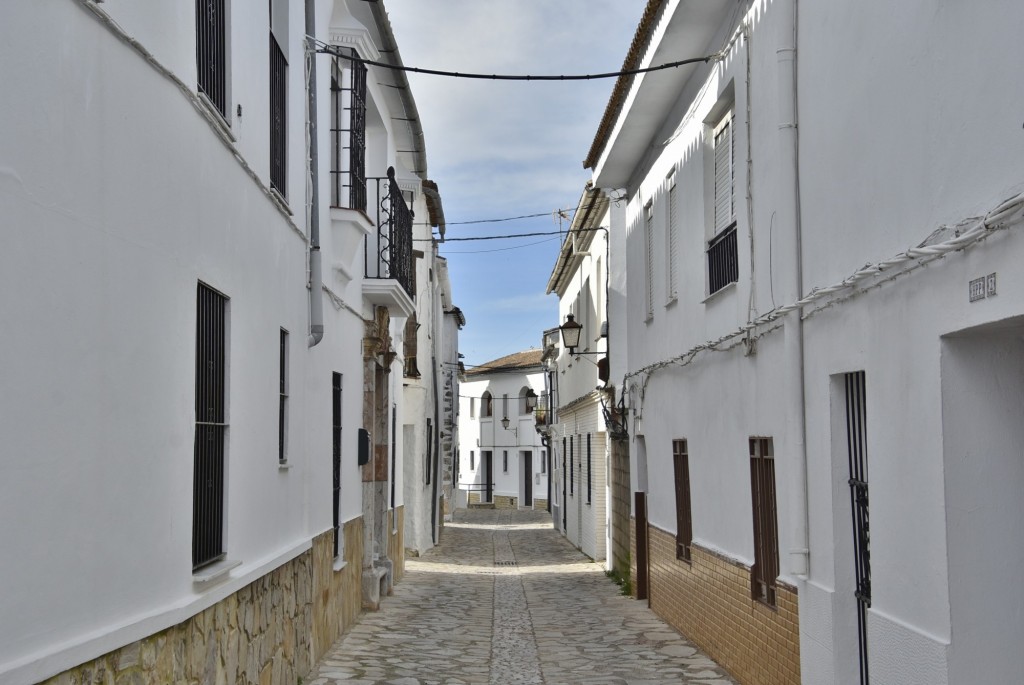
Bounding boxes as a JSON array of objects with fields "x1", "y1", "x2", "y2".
[{"x1": 582, "y1": 0, "x2": 667, "y2": 171}]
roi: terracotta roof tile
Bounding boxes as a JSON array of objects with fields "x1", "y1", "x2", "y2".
[
  {"x1": 465, "y1": 349, "x2": 545, "y2": 376},
  {"x1": 583, "y1": 0, "x2": 666, "y2": 170}
]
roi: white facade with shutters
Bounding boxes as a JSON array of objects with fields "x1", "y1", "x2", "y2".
[
  {"x1": 0, "y1": 1, "x2": 452, "y2": 683},
  {"x1": 589, "y1": 0, "x2": 1024, "y2": 683},
  {"x1": 545, "y1": 186, "x2": 612, "y2": 564}
]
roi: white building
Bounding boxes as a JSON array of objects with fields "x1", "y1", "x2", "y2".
[
  {"x1": 402, "y1": 239, "x2": 465, "y2": 554},
  {"x1": 544, "y1": 185, "x2": 616, "y2": 564},
  {"x1": 0, "y1": 1, "x2": 454, "y2": 683},
  {"x1": 457, "y1": 351, "x2": 549, "y2": 510},
  {"x1": 587, "y1": 0, "x2": 1024, "y2": 684}
]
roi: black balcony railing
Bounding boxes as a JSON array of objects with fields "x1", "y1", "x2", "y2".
[
  {"x1": 365, "y1": 168, "x2": 414, "y2": 300},
  {"x1": 707, "y1": 222, "x2": 738, "y2": 295}
]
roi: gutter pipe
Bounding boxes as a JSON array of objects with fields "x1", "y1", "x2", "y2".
[
  {"x1": 306, "y1": 0, "x2": 324, "y2": 347},
  {"x1": 778, "y1": 0, "x2": 809, "y2": 577}
]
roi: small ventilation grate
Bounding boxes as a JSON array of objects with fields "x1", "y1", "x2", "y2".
[{"x1": 494, "y1": 560, "x2": 517, "y2": 567}]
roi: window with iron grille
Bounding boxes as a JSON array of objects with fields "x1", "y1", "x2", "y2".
[
  {"x1": 644, "y1": 201, "x2": 655, "y2": 319},
  {"x1": 279, "y1": 328, "x2": 288, "y2": 463},
  {"x1": 330, "y1": 51, "x2": 367, "y2": 211},
  {"x1": 268, "y1": 5, "x2": 287, "y2": 197},
  {"x1": 586, "y1": 433, "x2": 592, "y2": 504},
  {"x1": 196, "y1": 0, "x2": 227, "y2": 117},
  {"x1": 708, "y1": 111, "x2": 738, "y2": 295},
  {"x1": 503, "y1": 450, "x2": 508, "y2": 474},
  {"x1": 750, "y1": 437, "x2": 779, "y2": 606},
  {"x1": 194, "y1": 283, "x2": 228, "y2": 571},
  {"x1": 469, "y1": 450, "x2": 475, "y2": 471},
  {"x1": 426, "y1": 419, "x2": 433, "y2": 485},
  {"x1": 666, "y1": 175, "x2": 680, "y2": 301},
  {"x1": 570, "y1": 436, "x2": 575, "y2": 495},
  {"x1": 673, "y1": 439, "x2": 693, "y2": 562},
  {"x1": 332, "y1": 372, "x2": 342, "y2": 558}
]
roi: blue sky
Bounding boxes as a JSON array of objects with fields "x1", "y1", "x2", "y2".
[{"x1": 384, "y1": 1, "x2": 640, "y2": 367}]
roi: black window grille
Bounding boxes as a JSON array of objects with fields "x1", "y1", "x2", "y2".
[
  {"x1": 390, "y1": 405, "x2": 397, "y2": 508},
  {"x1": 469, "y1": 450, "x2": 475, "y2": 470},
  {"x1": 330, "y1": 53, "x2": 367, "y2": 211},
  {"x1": 279, "y1": 329, "x2": 288, "y2": 462},
  {"x1": 503, "y1": 450, "x2": 508, "y2": 474},
  {"x1": 196, "y1": 0, "x2": 227, "y2": 117},
  {"x1": 673, "y1": 439, "x2": 692, "y2": 562},
  {"x1": 586, "y1": 434, "x2": 592, "y2": 504},
  {"x1": 750, "y1": 437, "x2": 779, "y2": 606},
  {"x1": 426, "y1": 419, "x2": 433, "y2": 485},
  {"x1": 845, "y1": 371, "x2": 871, "y2": 685},
  {"x1": 569, "y1": 437, "x2": 574, "y2": 496},
  {"x1": 332, "y1": 372, "x2": 342, "y2": 557},
  {"x1": 707, "y1": 223, "x2": 738, "y2": 295},
  {"x1": 365, "y1": 168, "x2": 415, "y2": 300},
  {"x1": 194, "y1": 283, "x2": 228, "y2": 571},
  {"x1": 269, "y1": 32, "x2": 287, "y2": 196}
]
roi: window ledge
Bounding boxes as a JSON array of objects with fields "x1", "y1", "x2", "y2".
[
  {"x1": 664, "y1": 295, "x2": 678, "y2": 309},
  {"x1": 702, "y1": 280, "x2": 737, "y2": 304},
  {"x1": 197, "y1": 92, "x2": 236, "y2": 142},
  {"x1": 333, "y1": 558, "x2": 348, "y2": 572},
  {"x1": 269, "y1": 187, "x2": 293, "y2": 217},
  {"x1": 278, "y1": 461, "x2": 293, "y2": 471},
  {"x1": 192, "y1": 558, "x2": 242, "y2": 588}
]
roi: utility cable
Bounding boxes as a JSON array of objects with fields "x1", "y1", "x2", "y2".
[
  {"x1": 414, "y1": 227, "x2": 606, "y2": 243},
  {"x1": 314, "y1": 38, "x2": 720, "y2": 81}
]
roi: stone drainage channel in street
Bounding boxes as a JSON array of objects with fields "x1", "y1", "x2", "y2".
[{"x1": 307, "y1": 508, "x2": 736, "y2": 685}]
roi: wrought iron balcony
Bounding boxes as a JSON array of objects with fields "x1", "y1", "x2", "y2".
[{"x1": 365, "y1": 168, "x2": 414, "y2": 302}]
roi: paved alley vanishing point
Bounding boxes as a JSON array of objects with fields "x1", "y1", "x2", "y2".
[{"x1": 308, "y1": 509, "x2": 735, "y2": 685}]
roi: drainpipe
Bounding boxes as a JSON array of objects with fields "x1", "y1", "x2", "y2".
[
  {"x1": 305, "y1": 0, "x2": 324, "y2": 347},
  {"x1": 778, "y1": 0, "x2": 809, "y2": 578}
]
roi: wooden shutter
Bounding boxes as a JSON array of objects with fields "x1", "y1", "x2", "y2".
[{"x1": 673, "y1": 439, "x2": 692, "y2": 561}]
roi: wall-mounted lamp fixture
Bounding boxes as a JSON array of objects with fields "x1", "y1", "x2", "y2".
[{"x1": 500, "y1": 416, "x2": 518, "y2": 438}]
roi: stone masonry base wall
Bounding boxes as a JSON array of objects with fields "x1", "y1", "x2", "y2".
[
  {"x1": 532, "y1": 498, "x2": 548, "y2": 510},
  {"x1": 647, "y1": 525, "x2": 800, "y2": 685},
  {"x1": 47, "y1": 517, "x2": 373, "y2": 685},
  {"x1": 311, "y1": 517, "x2": 365, "y2": 663}
]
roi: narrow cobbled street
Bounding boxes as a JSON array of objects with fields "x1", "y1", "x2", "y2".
[{"x1": 308, "y1": 509, "x2": 735, "y2": 685}]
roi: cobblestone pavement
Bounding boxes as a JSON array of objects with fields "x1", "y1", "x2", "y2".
[{"x1": 308, "y1": 508, "x2": 736, "y2": 685}]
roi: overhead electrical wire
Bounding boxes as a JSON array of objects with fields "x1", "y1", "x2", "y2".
[
  {"x1": 439, "y1": 237, "x2": 560, "y2": 254},
  {"x1": 415, "y1": 227, "x2": 605, "y2": 243},
  {"x1": 314, "y1": 38, "x2": 721, "y2": 81}
]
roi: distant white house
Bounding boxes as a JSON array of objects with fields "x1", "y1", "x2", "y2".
[
  {"x1": 587, "y1": 0, "x2": 1024, "y2": 683},
  {"x1": 457, "y1": 351, "x2": 549, "y2": 510},
  {"x1": 0, "y1": 2, "x2": 454, "y2": 684}
]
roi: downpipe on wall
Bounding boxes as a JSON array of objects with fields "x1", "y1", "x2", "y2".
[
  {"x1": 777, "y1": 0, "x2": 809, "y2": 578},
  {"x1": 305, "y1": 0, "x2": 324, "y2": 347}
]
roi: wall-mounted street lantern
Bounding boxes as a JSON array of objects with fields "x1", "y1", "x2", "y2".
[
  {"x1": 559, "y1": 313, "x2": 583, "y2": 354},
  {"x1": 500, "y1": 415, "x2": 519, "y2": 439}
]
